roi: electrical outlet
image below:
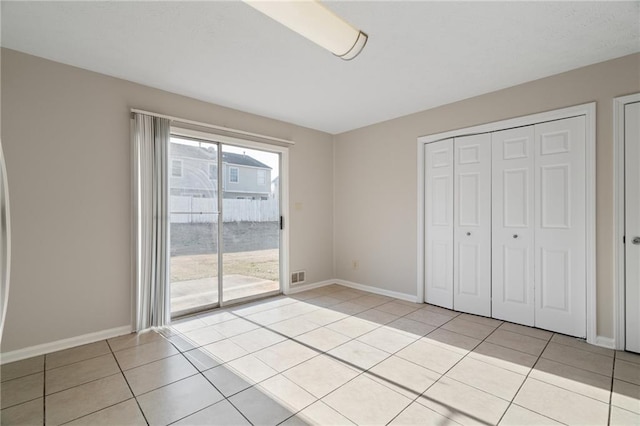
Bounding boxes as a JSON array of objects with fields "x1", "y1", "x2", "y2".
[{"x1": 291, "y1": 273, "x2": 298, "y2": 284}]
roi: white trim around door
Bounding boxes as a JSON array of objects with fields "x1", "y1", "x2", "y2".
[
  {"x1": 614, "y1": 93, "x2": 640, "y2": 351},
  {"x1": 417, "y1": 102, "x2": 597, "y2": 344}
]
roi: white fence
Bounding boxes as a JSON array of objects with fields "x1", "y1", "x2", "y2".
[{"x1": 171, "y1": 196, "x2": 279, "y2": 223}]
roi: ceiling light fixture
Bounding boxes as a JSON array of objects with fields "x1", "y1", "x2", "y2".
[{"x1": 244, "y1": 0, "x2": 368, "y2": 60}]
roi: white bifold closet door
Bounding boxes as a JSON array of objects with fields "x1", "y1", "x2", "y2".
[
  {"x1": 534, "y1": 116, "x2": 586, "y2": 337},
  {"x1": 453, "y1": 134, "x2": 492, "y2": 316},
  {"x1": 425, "y1": 139, "x2": 454, "y2": 309},
  {"x1": 425, "y1": 115, "x2": 587, "y2": 337},
  {"x1": 491, "y1": 126, "x2": 535, "y2": 326},
  {"x1": 625, "y1": 101, "x2": 640, "y2": 353},
  {"x1": 491, "y1": 117, "x2": 586, "y2": 336}
]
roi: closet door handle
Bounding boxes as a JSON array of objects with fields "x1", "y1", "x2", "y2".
[
  {"x1": 633, "y1": 237, "x2": 640, "y2": 245},
  {"x1": 513, "y1": 234, "x2": 518, "y2": 239},
  {"x1": 466, "y1": 232, "x2": 471, "y2": 236}
]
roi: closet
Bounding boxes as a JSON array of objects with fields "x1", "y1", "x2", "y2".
[{"x1": 424, "y1": 115, "x2": 587, "y2": 338}]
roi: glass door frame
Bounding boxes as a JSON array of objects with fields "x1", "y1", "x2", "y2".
[{"x1": 169, "y1": 126, "x2": 289, "y2": 317}]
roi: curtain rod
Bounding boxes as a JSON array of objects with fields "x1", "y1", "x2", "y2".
[{"x1": 130, "y1": 109, "x2": 295, "y2": 146}]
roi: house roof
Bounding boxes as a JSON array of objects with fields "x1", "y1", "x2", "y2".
[
  {"x1": 171, "y1": 143, "x2": 270, "y2": 169},
  {"x1": 171, "y1": 143, "x2": 216, "y2": 161},
  {"x1": 222, "y1": 152, "x2": 271, "y2": 169}
]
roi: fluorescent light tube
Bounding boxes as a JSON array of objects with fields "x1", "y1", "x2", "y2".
[{"x1": 245, "y1": 0, "x2": 368, "y2": 60}]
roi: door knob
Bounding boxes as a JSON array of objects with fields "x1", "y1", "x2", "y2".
[
  {"x1": 633, "y1": 237, "x2": 640, "y2": 245},
  {"x1": 466, "y1": 232, "x2": 471, "y2": 236},
  {"x1": 513, "y1": 234, "x2": 518, "y2": 239}
]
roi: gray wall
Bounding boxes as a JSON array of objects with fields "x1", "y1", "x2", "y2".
[
  {"x1": 1, "y1": 48, "x2": 335, "y2": 353},
  {"x1": 333, "y1": 53, "x2": 640, "y2": 339}
]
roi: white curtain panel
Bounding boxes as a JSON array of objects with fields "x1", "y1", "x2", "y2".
[
  {"x1": 133, "y1": 113, "x2": 171, "y2": 330},
  {"x1": 0, "y1": 140, "x2": 11, "y2": 342}
]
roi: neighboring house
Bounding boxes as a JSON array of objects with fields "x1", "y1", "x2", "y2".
[
  {"x1": 221, "y1": 151, "x2": 272, "y2": 200},
  {"x1": 169, "y1": 142, "x2": 271, "y2": 200},
  {"x1": 169, "y1": 143, "x2": 217, "y2": 198}
]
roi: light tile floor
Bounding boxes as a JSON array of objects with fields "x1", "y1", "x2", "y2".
[{"x1": 2, "y1": 284, "x2": 640, "y2": 425}]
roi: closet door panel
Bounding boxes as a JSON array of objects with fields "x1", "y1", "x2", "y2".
[
  {"x1": 453, "y1": 134, "x2": 491, "y2": 316},
  {"x1": 534, "y1": 116, "x2": 586, "y2": 337},
  {"x1": 625, "y1": 101, "x2": 640, "y2": 353},
  {"x1": 425, "y1": 139, "x2": 454, "y2": 309},
  {"x1": 491, "y1": 127, "x2": 535, "y2": 326}
]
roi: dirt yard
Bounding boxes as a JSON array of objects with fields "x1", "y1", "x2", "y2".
[{"x1": 170, "y1": 248, "x2": 279, "y2": 282}]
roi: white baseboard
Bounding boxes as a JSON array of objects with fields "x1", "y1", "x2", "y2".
[
  {"x1": 335, "y1": 279, "x2": 418, "y2": 303},
  {"x1": 285, "y1": 280, "x2": 335, "y2": 295},
  {"x1": 286, "y1": 279, "x2": 418, "y2": 303},
  {"x1": 0, "y1": 325, "x2": 132, "y2": 365},
  {"x1": 594, "y1": 335, "x2": 616, "y2": 350}
]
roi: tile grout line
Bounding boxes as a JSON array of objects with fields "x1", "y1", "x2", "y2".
[
  {"x1": 498, "y1": 364, "x2": 615, "y2": 409},
  {"x1": 171, "y1": 340, "x2": 234, "y2": 422},
  {"x1": 39, "y1": 335, "x2": 179, "y2": 377},
  {"x1": 613, "y1": 376, "x2": 640, "y2": 386},
  {"x1": 50, "y1": 376, "x2": 142, "y2": 425},
  {"x1": 608, "y1": 351, "x2": 616, "y2": 426},
  {"x1": 507, "y1": 402, "x2": 570, "y2": 426},
  {"x1": 42, "y1": 354, "x2": 46, "y2": 426},
  {"x1": 187, "y1": 321, "x2": 320, "y2": 425},
  {"x1": 39, "y1": 342, "x2": 178, "y2": 400},
  {"x1": 105, "y1": 338, "x2": 151, "y2": 426},
  {"x1": 176, "y1": 315, "x2": 299, "y2": 426},
  {"x1": 494, "y1": 331, "x2": 554, "y2": 425},
  {"x1": 385, "y1": 318, "x2": 480, "y2": 426},
  {"x1": 414, "y1": 322, "x2": 552, "y2": 423},
  {"x1": 0, "y1": 371, "x2": 47, "y2": 410},
  {"x1": 547, "y1": 336, "x2": 617, "y2": 358},
  {"x1": 54, "y1": 396, "x2": 141, "y2": 426},
  {"x1": 385, "y1": 316, "x2": 500, "y2": 426},
  {"x1": 472, "y1": 327, "x2": 616, "y2": 372},
  {"x1": 532, "y1": 346, "x2": 616, "y2": 380},
  {"x1": 495, "y1": 333, "x2": 616, "y2": 422},
  {"x1": 1, "y1": 342, "x2": 153, "y2": 388}
]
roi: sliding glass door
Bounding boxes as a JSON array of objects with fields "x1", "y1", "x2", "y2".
[
  {"x1": 221, "y1": 145, "x2": 280, "y2": 304},
  {"x1": 169, "y1": 137, "x2": 219, "y2": 315},
  {"x1": 168, "y1": 136, "x2": 282, "y2": 317}
]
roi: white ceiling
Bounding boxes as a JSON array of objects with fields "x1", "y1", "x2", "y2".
[{"x1": 2, "y1": 1, "x2": 639, "y2": 134}]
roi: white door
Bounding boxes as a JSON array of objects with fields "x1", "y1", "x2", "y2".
[
  {"x1": 534, "y1": 116, "x2": 586, "y2": 337},
  {"x1": 453, "y1": 134, "x2": 492, "y2": 316},
  {"x1": 491, "y1": 126, "x2": 535, "y2": 326},
  {"x1": 625, "y1": 101, "x2": 640, "y2": 353},
  {"x1": 425, "y1": 139, "x2": 454, "y2": 309}
]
